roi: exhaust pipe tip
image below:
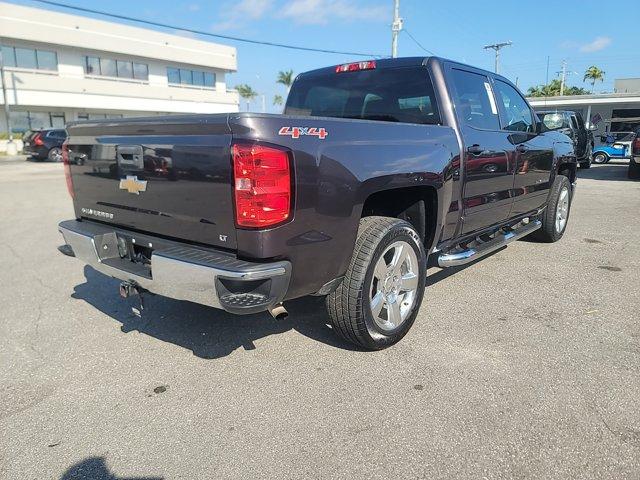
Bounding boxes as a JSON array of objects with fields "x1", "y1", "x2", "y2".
[{"x1": 268, "y1": 303, "x2": 288, "y2": 320}]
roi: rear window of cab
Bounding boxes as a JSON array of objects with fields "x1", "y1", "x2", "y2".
[{"x1": 285, "y1": 67, "x2": 441, "y2": 125}]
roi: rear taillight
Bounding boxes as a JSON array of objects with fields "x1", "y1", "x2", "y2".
[
  {"x1": 33, "y1": 132, "x2": 44, "y2": 146},
  {"x1": 62, "y1": 141, "x2": 74, "y2": 199},
  {"x1": 335, "y1": 60, "x2": 376, "y2": 73},
  {"x1": 633, "y1": 137, "x2": 640, "y2": 155},
  {"x1": 232, "y1": 143, "x2": 291, "y2": 228}
]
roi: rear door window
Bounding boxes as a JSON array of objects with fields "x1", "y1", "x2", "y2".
[
  {"x1": 450, "y1": 69, "x2": 500, "y2": 130},
  {"x1": 285, "y1": 66, "x2": 441, "y2": 125}
]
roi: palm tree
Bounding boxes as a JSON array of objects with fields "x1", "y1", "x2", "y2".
[
  {"x1": 273, "y1": 95, "x2": 284, "y2": 106},
  {"x1": 235, "y1": 84, "x2": 258, "y2": 111},
  {"x1": 583, "y1": 66, "x2": 605, "y2": 88},
  {"x1": 276, "y1": 70, "x2": 294, "y2": 93}
]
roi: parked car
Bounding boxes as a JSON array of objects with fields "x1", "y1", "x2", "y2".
[
  {"x1": 536, "y1": 110, "x2": 594, "y2": 168},
  {"x1": 22, "y1": 128, "x2": 68, "y2": 162},
  {"x1": 57, "y1": 57, "x2": 576, "y2": 350},
  {"x1": 592, "y1": 131, "x2": 635, "y2": 164},
  {"x1": 630, "y1": 131, "x2": 640, "y2": 179}
]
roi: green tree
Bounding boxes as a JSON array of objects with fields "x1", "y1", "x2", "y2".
[
  {"x1": 276, "y1": 70, "x2": 294, "y2": 93},
  {"x1": 273, "y1": 94, "x2": 284, "y2": 106},
  {"x1": 527, "y1": 79, "x2": 590, "y2": 97},
  {"x1": 235, "y1": 84, "x2": 258, "y2": 111},
  {"x1": 583, "y1": 66, "x2": 605, "y2": 88}
]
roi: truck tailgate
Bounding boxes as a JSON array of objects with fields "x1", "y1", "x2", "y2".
[{"x1": 66, "y1": 115, "x2": 237, "y2": 250}]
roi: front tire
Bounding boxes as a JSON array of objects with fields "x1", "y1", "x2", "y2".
[
  {"x1": 532, "y1": 175, "x2": 571, "y2": 243},
  {"x1": 326, "y1": 216, "x2": 427, "y2": 350}
]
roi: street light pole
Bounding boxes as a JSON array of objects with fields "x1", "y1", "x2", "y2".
[
  {"x1": 391, "y1": 0, "x2": 403, "y2": 58},
  {"x1": 483, "y1": 41, "x2": 512, "y2": 74}
]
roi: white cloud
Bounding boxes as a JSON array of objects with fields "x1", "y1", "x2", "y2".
[
  {"x1": 579, "y1": 36, "x2": 612, "y2": 52},
  {"x1": 279, "y1": 0, "x2": 388, "y2": 25},
  {"x1": 187, "y1": 3, "x2": 200, "y2": 12},
  {"x1": 212, "y1": 0, "x2": 274, "y2": 31}
]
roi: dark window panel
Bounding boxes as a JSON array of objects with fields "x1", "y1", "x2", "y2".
[
  {"x1": 36, "y1": 50, "x2": 57, "y2": 70},
  {"x1": 167, "y1": 67, "x2": 180, "y2": 84},
  {"x1": 15, "y1": 47, "x2": 37, "y2": 69},
  {"x1": 1, "y1": 46, "x2": 16, "y2": 67},
  {"x1": 204, "y1": 72, "x2": 215, "y2": 87},
  {"x1": 116, "y1": 60, "x2": 133, "y2": 79},
  {"x1": 85, "y1": 56, "x2": 100, "y2": 75},
  {"x1": 192, "y1": 70, "x2": 204, "y2": 86},
  {"x1": 100, "y1": 58, "x2": 117, "y2": 77},
  {"x1": 133, "y1": 63, "x2": 148, "y2": 80},
  {"x1": 179, "y1": 69, "x2": 193, "y2": 85}
]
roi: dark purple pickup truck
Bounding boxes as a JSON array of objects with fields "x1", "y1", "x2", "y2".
[{"x1": 58, "y1": 57, "x2": 576, "y2": 349}]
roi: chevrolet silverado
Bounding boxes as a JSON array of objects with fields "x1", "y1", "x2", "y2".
[{"x1": 58, "y1": 57, "x2": 576, "y2": 349}]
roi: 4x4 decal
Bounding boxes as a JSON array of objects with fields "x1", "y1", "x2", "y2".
[{"x1": 278, "y1": 126, "x2": 328, "y2": 139}]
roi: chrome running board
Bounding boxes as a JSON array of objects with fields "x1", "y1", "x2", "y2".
[{"x1": 437, "y1": 220, "x2": 542, "y2": 268}]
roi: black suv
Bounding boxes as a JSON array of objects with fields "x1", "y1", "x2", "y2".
[
  {"x1": 537, "y1": 110, "x2": 594, "y2": 169},
  {"x1": 23, "y1": 129, "x2": 68, "y2": 162}
]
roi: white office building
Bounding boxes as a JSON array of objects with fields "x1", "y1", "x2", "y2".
[{"x1": 0, "y1": 2, "x2": 239, "y2": 136}]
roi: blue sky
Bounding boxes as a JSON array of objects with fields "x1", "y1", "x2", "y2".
[{"x1": 19, "y1": 0, "x2": 640, "y2": 112}]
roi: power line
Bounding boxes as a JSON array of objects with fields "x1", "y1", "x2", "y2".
[
  {"x1": 29, "y1": 0, "x2": 385, "y2": 58},
  {"x1": 403, "y1": 29, "x2": 436, "y2": 56}
]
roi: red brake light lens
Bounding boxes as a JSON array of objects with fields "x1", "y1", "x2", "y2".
[
  {"x1": 62, "y1": 141, "x2": 74, "y2": 199},
  {"x1": 233, "y1": 143, "x2": 291, "y2": 228},
  {"x1": 33, "y1": 132, "x2": 44, "y2": 146},
  {"x1": 335, "y1": 60, "x2": 376, "y2": 73}
]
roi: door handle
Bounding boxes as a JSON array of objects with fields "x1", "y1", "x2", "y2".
[
  {"x1": 467, "y1": 144, "x2": 483, "y2": 155},
  {"x1": 516, "y1": 144, "x2": 528, "y2": 153}
]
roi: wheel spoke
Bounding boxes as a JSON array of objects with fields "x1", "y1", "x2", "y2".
[
  {"x1": 387, "y1": 299, "x2": 402, "y2": 327},
  {"x1": 373, "y1": 257, "x2": 388, "y2": 281},
  {"x1": 370, "y1": 291, "x2": 385, "y2": 318},
  {"x1": 390, "y1": 244, "x2": 405, "y2": 271},
  {"x1": 399, "y1": 272, "x2": 419, "y2": 293}
]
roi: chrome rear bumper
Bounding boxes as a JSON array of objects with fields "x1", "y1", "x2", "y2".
[{"x1": 58, "y1": 220, "x2": 291, "y2": 314}]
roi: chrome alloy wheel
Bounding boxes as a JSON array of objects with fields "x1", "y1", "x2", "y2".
[
  {"x1": 555, "y1": 186, "x2": 570, "y2": 233},
  {"x1": 370, "y1": 240, "x2": 420, "y2": 331}
]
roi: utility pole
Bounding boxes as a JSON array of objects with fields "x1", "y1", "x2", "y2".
[
  {"x1": 0, "y1": 37, "x2": 15, "y2": 149},
  {"x1": 483, "y1": 41, "x2": 512, "y2": 74},
  {"x1": 391, "y1": 0, "x2": 403, "y2": 58},
  {"x1": 558, "y1": 59, "x2": 567, "y2": 96}
]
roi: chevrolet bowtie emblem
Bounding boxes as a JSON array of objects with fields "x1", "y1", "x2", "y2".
[{"x1": 119, "y1": 175, "x2": 147, "y2": 195}]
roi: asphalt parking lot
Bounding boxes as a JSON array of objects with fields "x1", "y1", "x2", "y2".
[{"x1": 1, "y1": 156, "x2": 639, "y2": 479}]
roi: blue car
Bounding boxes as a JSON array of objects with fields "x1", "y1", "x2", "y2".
[{"x1": 593, "y1": 132, "x2": 635, "y2": 164}]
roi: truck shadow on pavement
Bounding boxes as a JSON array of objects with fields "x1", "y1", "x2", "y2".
[
  {"x1": 60, "y1": 456, "x2": 161, "y2": 480},
  {"x1": 72, "y1": 266, "x2": 361, "y2": 358},
  {"x1": 578, "y1": 161, "x2": 631, "y2": 182}
]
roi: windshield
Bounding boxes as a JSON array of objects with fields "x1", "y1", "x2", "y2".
[
  {"x1": 538, "y1": 112, "x2": 566, "y2": 130},
  {"x1": 285, "y1": 66, "x2": 441, "y2": 125}
]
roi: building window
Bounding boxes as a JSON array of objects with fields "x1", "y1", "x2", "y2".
[
  {"x1": 84, "y1": 56, "x2": 148, "y2": 81},
  {"x1": 100, "y1": 58, "x2": 117, "y2": 77},
  {"x1": 1, "y1": 45, "x2": 58, "y2": 71},
  {"x1": 167, "y1": 67, "x2": 215, "y2": 88},
  {"x1": 8, "y1": 111, "x2": 66, "y2": 132},
  {"x1": 133, "y1": 63, "x2": 148, "y2": 80}
]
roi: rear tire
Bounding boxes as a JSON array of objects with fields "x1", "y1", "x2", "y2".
[
  {"x1": 326, "y1": 216, "x2": 427, "y2": 350},
  {"x1": 47, "y1": 147, "x2": 63, "y2": 162},
  {"x1": 629, "y1": 157, "x2": 640, "y2": 180},
  {"x1": 593, "y1": 152, "x2": 608, "y2": 164},
  {"x1": 531, "y1": 175, "x2": 571, "y2": 243}
]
